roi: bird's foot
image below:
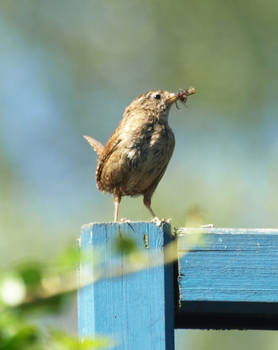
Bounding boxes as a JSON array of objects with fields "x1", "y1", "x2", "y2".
[
  {"x1": 119, "y1": 218, "x2": 131, "y2": 223},
  {"x1": 152, "y1": 216, "x2": 162, "y2": 226},
  {"x1": 152, "y1": 217, "x2": 172, "y2": 226}
]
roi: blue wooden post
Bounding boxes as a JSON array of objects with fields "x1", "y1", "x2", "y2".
[
  {"x1": 77, "y1": 222, "x2": 175, "y2": 350},
  {"x1": 78, "y1": 225, "x2": 278, "y2": 340}
]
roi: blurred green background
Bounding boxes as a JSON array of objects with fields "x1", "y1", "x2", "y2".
[{"x1": 1, "y1": 0, "x2": 278, "y2": 348}]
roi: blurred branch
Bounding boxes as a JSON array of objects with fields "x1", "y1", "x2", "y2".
[{"x1": 2, "y1": 226, "x2": 204, "y2": 310}]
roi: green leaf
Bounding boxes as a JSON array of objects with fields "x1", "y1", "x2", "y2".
[
  {"x1": 52, "y1": 246, "x2": 98, "y2": 274},
  {"x1": 1, "y1": 325, "x2": 38, "y2": 350},
  {"x1": 50, "y1": 330, "x2": 113, "y2": 350},
  {"x1": 0, "y1": 312, "x2": 40, "y2": 350},
  {"x1": 16, "y1": 263, "x2": 43, "y2": 288}
]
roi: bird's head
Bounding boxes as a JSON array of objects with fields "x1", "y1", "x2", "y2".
[{"x1": 127, "y1": 88, "x2": 196, "y2": 121}]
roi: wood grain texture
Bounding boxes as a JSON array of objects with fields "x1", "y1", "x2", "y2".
[
  {"x1": 177, "y1": 228, "x2": 278, "y2": 329},
  {"x1": 78, "y1": 222, "x2": 175, "y2": 350}
]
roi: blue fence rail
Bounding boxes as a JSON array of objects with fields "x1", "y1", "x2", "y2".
[{"x1": 77, "y1": 223, "x2": 278, "y2": 349}]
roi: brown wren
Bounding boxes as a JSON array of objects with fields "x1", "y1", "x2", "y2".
[{"x1": 84, "y1": 88, "x2": 195, "y2": 222}]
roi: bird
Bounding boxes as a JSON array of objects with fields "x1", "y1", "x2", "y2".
[{"x1": 84, "y1": 88, "x2": 195, "y2": 222}]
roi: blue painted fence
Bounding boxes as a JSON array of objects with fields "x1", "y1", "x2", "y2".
[{"x1": 77, "y1": 223, "x2": 278, "y2": 349}]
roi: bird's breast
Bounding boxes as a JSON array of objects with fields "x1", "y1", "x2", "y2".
[{"x1": 123, "y1": 121, "x2": 174, "y2": 164}]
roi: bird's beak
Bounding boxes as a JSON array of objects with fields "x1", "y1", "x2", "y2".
[{"x1": 166, "y1": 93, "x2": 178, "y2": 105}]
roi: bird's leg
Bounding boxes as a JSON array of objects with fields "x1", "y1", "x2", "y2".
[
  {"x1": 143, "y1": 194, "x2": 156, "y2": 218},
  {"x1": 144, "y1": 193, "x2": 168, "y2": 226},
  {"x1": 113, "y1": 193, "x2": 121, "y2": 222}
]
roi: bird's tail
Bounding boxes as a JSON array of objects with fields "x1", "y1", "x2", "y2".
[{"x1": 83, "y1": 135, "x2": 104, "y2": 157}]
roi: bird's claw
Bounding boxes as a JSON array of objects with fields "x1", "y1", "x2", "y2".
[
  {"x1": 152, "y1": 217, "x2": 172, "y2": 226},
  {"x1": 152, "y1": 217, "x2": 162, "y2": 226},
  {"x1": 120, "y1": 218, "x2": 131, "y2": 223}
]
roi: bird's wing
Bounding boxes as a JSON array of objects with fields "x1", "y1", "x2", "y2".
[
  {"x1": 83, "y1": 135, "x2": 104, "y2": 157},
  {"x1": 96, "y1": 138, "x2": 122, "y2": 192}
]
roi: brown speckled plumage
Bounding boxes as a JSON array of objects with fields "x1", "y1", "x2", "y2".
[{"x1": 84, "y1": 88, "x2": 195, "y2": 221}]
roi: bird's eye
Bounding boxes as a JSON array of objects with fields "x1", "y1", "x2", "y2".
[{"x1": 154, "y1": 94, "x2": 161, "y2": 100}]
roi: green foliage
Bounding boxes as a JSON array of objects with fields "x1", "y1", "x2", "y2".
[
  {"x1": 0, "y1": 245, "x2": 110, "y2": 350},
  {"x1": 52, "y1": 246, "x2": 90, "y2": 274},
  {"x1": 0, "y1": 311, "x2": 111, "y2": 350},
  {"x1": 0, "y1": 312, "x2": 39, "y2": 350},
  {"x1": 53, "y1": 247, "x2": 80, "y2": 271},
  {"x1": 50, "y1": 330, "x2": 112, "y2": 350},
  {"x1": 17, "y1": 263, "x2": 43, "y2": 287}
]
